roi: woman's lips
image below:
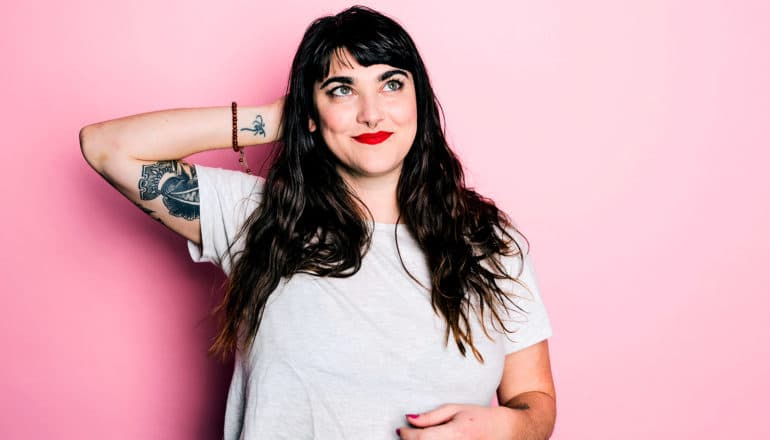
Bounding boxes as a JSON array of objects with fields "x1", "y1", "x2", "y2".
[{"x1": 352, "y1": 131, "x2": 393, "y2": 145}]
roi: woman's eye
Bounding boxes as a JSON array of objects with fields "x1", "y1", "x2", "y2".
[
  {"x1": 384, "y1": 80, "x2": 403, "y2": 92},
  {"x1": 330, "y1": 86, "x2": 352, "y2": 97}
]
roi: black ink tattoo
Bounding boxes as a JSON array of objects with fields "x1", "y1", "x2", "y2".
[
  {"x1": 137, "y1": 161, "x2": 199, "y2": 221},
  {"x1": 132, "y1": 201, "x2": 166, "y2": 226},
  {"x1": 240, "y1": 114, "x2": 266, "y2": 137}
]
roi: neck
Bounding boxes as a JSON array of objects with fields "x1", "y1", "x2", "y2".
[{"x1": 338, "y1": 168, "x2": 402, "y2": 224}]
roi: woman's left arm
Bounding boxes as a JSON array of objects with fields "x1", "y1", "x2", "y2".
[
  {"x1": 398, "y1": 340, "x2": 555, "y2": 440},
  {"x1": 497, "y1": 339, "x2": 556, "y2": 439}
]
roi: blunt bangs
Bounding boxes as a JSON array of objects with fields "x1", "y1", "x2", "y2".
[{"x1": 304, "y1": 12, "x2": 418, "y2": 83}]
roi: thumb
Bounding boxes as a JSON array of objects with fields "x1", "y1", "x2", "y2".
[{"x1": 406, "y1": 404, "x2": 460, "y2": 427}]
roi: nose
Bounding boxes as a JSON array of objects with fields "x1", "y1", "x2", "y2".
[{"x1": 356, "y1": 92, "x2": 384, "y2": 129}]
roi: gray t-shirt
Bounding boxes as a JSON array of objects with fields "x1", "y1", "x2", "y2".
[{"x1": 187, "y1": 165, "x2": 553, "y2": 440}]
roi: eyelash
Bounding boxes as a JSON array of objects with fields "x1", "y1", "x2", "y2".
[
  {"x1": 327, "y1": 79, "x2": 404, "y2": 98},
  {"x1": 383, "y1": 79, "x2": 404, "y2": 92}
]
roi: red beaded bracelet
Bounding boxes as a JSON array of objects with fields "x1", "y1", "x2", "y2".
[{"x1": 231, "y1": 101, "x2": 253, "y2": 175}]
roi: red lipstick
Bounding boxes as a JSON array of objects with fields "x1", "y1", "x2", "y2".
[{"x1": 353, "y1": 131, "x2": 393, "y2": 145}]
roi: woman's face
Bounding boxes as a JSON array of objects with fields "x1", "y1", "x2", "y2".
[{"x1": 311, "y1": 49, "x2": 418, "y2": 187}]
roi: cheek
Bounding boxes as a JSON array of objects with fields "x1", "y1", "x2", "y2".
[
  {"x1": 390, "y1": 98, "x2": 418, "y2": 127},
  {"x1": 319, "y1": 105, "x2": 355, "y2": 134}
]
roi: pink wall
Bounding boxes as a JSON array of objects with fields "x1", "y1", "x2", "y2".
[{"x1": 2, "y1": 0, "x2": 768, "y2": 438}]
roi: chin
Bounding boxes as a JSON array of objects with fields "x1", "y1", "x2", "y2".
[{"x1": 350, "y1": 162, "x2": 404, "y2": 178}]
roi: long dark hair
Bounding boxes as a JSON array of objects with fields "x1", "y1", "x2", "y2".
[{"x1": 209, "y1": 5, "x2": 529, "y2": 363}]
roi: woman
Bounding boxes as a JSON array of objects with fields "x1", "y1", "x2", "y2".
[{"x1": 80, "y1": 6, "x2": 555, "y2": 440}]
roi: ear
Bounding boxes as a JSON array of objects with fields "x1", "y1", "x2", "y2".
[{"x1": 308, "y1": 118, "x2": 317, "y2": 132}]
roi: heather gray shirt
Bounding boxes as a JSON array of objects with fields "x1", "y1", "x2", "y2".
[{"x1": 187, "y1": 165, "x2": 553, "y2": 440}]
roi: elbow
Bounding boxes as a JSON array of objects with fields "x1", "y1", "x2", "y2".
[
  {"x1": 79, "y1": 124, "x2": 96, "y2": 167},
  {"x1": 79, "y1": 124, "x2": 109, "y2": 173}
]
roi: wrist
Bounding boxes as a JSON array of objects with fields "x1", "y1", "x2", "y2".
[{"x1": 237, "y1": 101, "x2": 282, "y2": 145}]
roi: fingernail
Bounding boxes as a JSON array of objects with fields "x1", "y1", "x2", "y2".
[
  {"x1": 396, "y1": 428, "x2": 401, "y2": 436},
  {"x1": 406, "y1": 414, "x2": 419, "y2": 419}
]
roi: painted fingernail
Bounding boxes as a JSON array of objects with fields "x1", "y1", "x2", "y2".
[
  {"x1": 406, "y1": 414, "x2": 419, "y2": 419},
  {"x1": 396, "y1": 428, "x2": 401, "y2": 436}
]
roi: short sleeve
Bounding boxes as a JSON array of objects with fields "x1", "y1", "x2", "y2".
[
  {"x1": 186, "y1": 165, "x2": 264, "y2": 275},
  {"x1": 498, "y1": 251, "x2": 554, "y2": 354}
]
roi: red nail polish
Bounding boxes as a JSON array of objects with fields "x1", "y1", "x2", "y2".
[
  {"x1": 406, "y1": 414, "x2": 419, "y2": 419},
  {"x1": 396, "y1": 428, "x2": 401, "y2": 436}
]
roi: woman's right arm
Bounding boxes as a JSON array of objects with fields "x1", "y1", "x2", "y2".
[{"x1": 79, "y1": 98, "x2": 283, "y2": 245}]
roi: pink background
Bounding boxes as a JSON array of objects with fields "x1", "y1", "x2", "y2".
[{"x1": 2, "y1": 0, "x2": 768, "y2": 438}]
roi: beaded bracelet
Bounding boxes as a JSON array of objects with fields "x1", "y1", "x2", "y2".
[{"x1": 231, "y1": 101, "x2": 253, "y2": 175}]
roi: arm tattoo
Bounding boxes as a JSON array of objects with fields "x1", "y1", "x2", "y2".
[
  {"x1": 132, "y1": 201, "x2": 166, "y2": 226},
  {"x1": 239, "y1": 114, "x2": 266, "y2": 137},
  {"x1": 137, "y1": 161, "x2": 199, "y2": 221}
]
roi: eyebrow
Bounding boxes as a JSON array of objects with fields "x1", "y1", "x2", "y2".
[{"x1": 319, "y1": 69, "x2": 409, "y2": 89}]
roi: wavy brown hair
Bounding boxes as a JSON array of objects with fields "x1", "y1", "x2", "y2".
[{"x1": 208, "y1": 5, "x2": 530, "y2": 363}]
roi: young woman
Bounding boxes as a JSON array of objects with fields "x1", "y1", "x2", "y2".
[{"x1": 80, "y1": 6, "x2": 556, "y2": 440}]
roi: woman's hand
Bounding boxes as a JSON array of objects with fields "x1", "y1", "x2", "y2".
[{"x1": 396, "y1": 403, "x2": 529, "y2": 440}]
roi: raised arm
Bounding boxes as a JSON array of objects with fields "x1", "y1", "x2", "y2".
[{"x1": 79, "y1": 98, "x2": 283, "y2": 244}]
